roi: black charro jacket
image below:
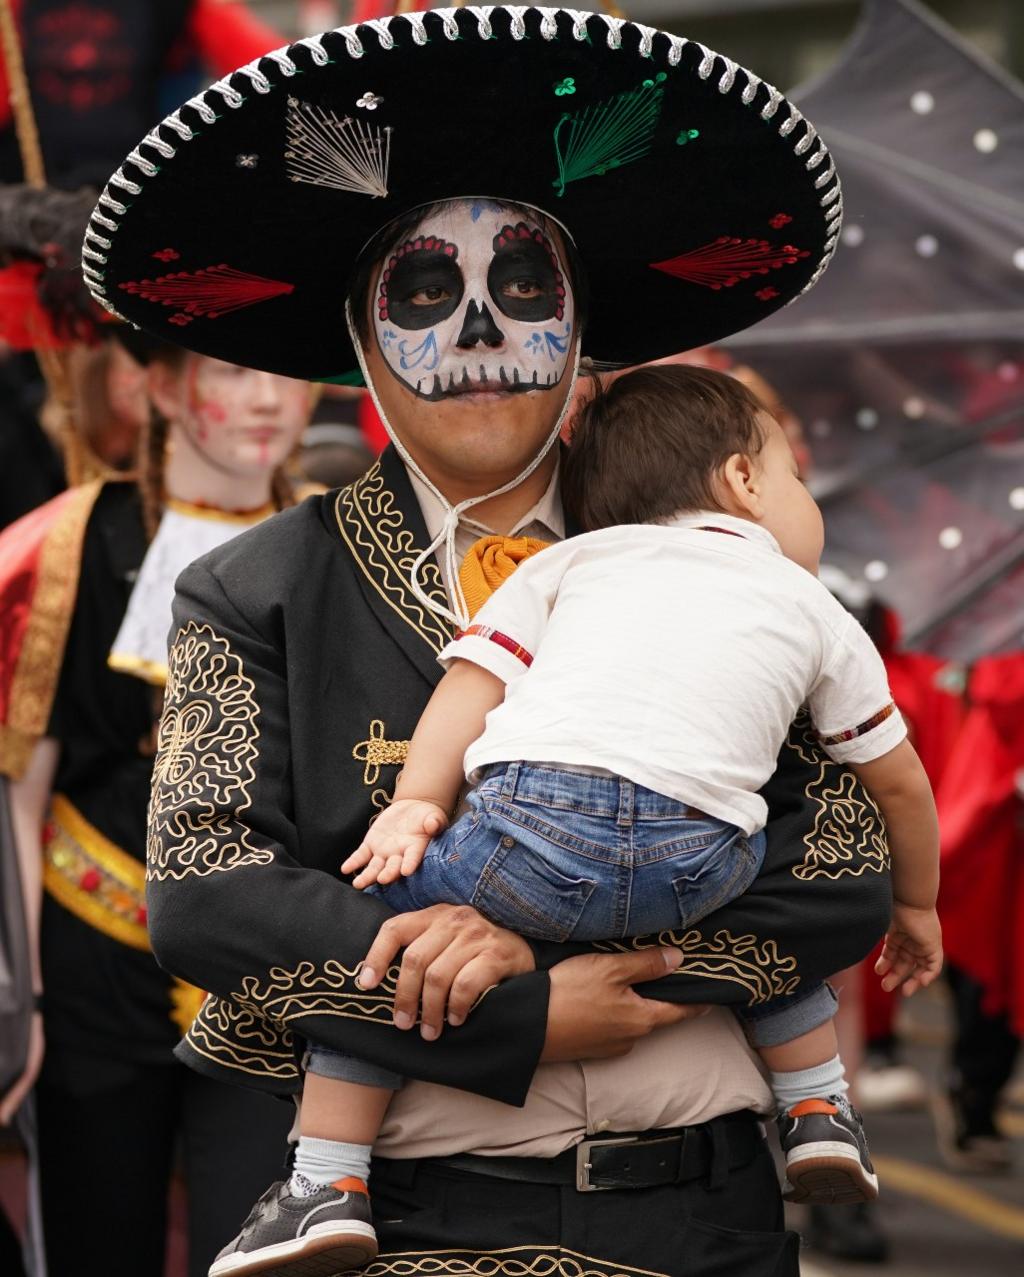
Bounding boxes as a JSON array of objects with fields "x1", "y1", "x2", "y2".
[{"x1": 147, "y1": 446, "x2": 891, "y2": 1102}]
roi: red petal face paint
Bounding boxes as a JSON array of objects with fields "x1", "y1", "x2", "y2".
[{"x1": 198, "y1": 399, "x2": 228, "y2": 424}]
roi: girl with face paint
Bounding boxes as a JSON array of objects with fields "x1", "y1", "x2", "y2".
[
  {"x1": 0, "y1": 345, "x2": 312, "y2": 1275},
  {"x1": 150, "y1": 352, "x2": 312, "y2": 507}
]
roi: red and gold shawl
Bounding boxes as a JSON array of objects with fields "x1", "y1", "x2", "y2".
[{"x1": 0, "y1": 481, "x2": 103, "y2": 778}]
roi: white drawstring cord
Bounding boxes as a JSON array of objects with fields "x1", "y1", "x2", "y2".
[{"x1": 344, "y1": 300, "x2": 581, "y2": 631}]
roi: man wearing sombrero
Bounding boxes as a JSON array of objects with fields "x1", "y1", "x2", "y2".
[{"x1": 86, "y1": 10, "x2": 884, "y2": 1276}]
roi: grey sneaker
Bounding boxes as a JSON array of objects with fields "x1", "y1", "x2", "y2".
[
  {"x1": 209, "y1": 1176, "x2": 378, "y2": 1277},
  {"x1": 777, "y1": 1095, "x2": 879, "y2": 1205}
]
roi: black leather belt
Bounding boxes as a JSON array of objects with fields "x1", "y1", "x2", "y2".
[{"x1": 415, "y1": 1111, "x2": 765, "y2": 1193}]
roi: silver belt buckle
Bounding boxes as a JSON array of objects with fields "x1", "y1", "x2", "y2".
[{"x1": 575, "y1": 1135, "x2": 640, "y2": 1192}]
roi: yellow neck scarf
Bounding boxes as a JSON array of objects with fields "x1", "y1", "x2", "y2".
[{"x1": 458, "y1": 535, "x2": 552, "y2": 621}]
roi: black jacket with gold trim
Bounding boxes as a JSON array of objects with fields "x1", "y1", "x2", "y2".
[{"x1": 149, "y1": 446, "x2": 891, "y2": 1104}]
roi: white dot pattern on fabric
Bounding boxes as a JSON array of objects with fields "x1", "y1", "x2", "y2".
[
  {"x1": 915, "y1": 234, "x2": 938, "y2": 257},
  {"x1": 910, "y1": 90, "x2": 934, "y2": 114},
  {"x1": 864, "y1": 561, "x2": 889, "y2": 583},
  {"x1": 973, "y1": 128, "x2": 998, "y2": 153},
  {"x1": 938, "y1": 527, "x2": 963, "y2": 550}
]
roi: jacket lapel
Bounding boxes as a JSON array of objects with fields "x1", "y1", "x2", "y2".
[{"x1": 331, "y1": 446, "x2": 454, "y2": 689}]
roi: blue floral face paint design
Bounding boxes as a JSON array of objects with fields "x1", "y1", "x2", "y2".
[
  {"x1": 397, "y1": 331, "x2": 440, "y2": 372},
  {"x1": 524, "y1": 322, "x2": 572, "y2": 362}
]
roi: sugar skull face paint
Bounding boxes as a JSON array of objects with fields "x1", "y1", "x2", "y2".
[{"x1": 373, "y1": 202, "x2": 576, "y2": 401}]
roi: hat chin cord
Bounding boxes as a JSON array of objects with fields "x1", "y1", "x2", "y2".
[{"x1": 345, "y1": 301, "x2": 581, "y2": 632}]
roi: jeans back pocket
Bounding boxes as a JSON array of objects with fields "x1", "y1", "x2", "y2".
[
  {"x1": 672, "y1": 834, "x2": 761, "y2": 931},
  {"x1": 470, "y1": 835, "x2": 597, "y2": 942}
]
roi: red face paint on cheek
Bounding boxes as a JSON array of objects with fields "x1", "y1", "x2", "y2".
[
  {"x1": 193, "y1": 397, "x2": 228, "y2": 443},
  {"x1": 198, "y1": 399, "x2": 228, "y2": 423}
]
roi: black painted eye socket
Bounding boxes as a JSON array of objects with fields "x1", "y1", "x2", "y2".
[
  {"x1": 488, "y1": 239, "x2": 559, "y2": 322},
  {"x1": 387, "y1": 251, "x2": 464, "y2": 331}
]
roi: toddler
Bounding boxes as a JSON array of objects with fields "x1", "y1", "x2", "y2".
[{"x1": 214, "y1": 366, "x2": 941, "y2": 1277}]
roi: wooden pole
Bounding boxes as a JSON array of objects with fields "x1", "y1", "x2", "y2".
[
  {"x1": 0, "y1": 0, "x2": 87, "y2": 484},
  {"x1": 0, "y1": 0, "x2": 44, "y2": 187}
]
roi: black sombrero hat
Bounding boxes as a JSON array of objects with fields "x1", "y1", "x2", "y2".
[{"x1": 83, "y1": 7, "x2": 842, "y2": 383}]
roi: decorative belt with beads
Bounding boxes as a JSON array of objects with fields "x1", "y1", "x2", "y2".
[
  {"x1": 42, "y1": 794, "x2": 206, "y2": 1033},
  {"x1": 43, "y1": 794, "x2": 150, "y2": 950}
]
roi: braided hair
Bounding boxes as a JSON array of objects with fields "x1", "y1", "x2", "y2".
[{"x1": 137, "y1": 404, "x2": 172, "y2": 542}]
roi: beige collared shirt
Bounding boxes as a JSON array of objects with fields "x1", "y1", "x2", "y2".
[{"x1": 374, "y1": 465, "x2": 773, "y2": 1159}]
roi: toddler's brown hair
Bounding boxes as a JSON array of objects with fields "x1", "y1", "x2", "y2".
[{"x1": 562, "y1": 364, "x2": 769, "y2": 532}]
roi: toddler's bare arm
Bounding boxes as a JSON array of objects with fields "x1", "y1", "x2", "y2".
[
  {"x1": 342, "y1": 660, "x2": 506, "y2": 885},
  {"x1": 395, "y1": 658, "x2": 506, "y2": 811},
  {"x1": 850, "y1": 740, "x2": 942, "y2": 995},
  {"x1": 850, "y1": 739, "x2": 938, "y2": 909}
]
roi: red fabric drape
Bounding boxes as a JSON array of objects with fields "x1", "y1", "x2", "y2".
[
  {"x1": 861, "y1": 627, "x2": 965, "y2": 1041},
  {"x1": 186, "y1": 0, "x2": 282, "y2": 71},
  {"x1": 937, "y1": 654, "x2": 1024, "y2": 1035}
]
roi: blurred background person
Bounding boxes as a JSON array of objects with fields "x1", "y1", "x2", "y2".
[
  {"x1": 0, "y1": 335, "x2": 313, "y2": 1275},
  {"x1": 934, "y1": 655, "x2": 1024, "y2": 1173},
  {"x1": 0, "y1": 0, "x2": 283, "y2": 190}
]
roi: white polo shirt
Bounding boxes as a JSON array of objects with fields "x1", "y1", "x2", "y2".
[{"x1": 440, "y1": 511, "x2": 906, "y2": 835}]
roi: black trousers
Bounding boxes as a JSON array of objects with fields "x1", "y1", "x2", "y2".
[
  {"x1": 947, "y1": 963, "x2": 1021, "y2": 1108},
  {"x1": 370, "y1": 1121, "x2": 799, "y2": 1277},
  {"x1": 0, "y1": 1204, "x2": 25, "y2": 1277},
  {"x1": 34, "y1": 1044, "x2": 293, "y2": 1277}
]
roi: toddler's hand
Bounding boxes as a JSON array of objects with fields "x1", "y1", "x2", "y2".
[
  {"x1": 875, "y1": 902, "x2": 943, "y2": 997},
  {"x1": 341, "y1": 799, "x2": 448, "y2": 889}
]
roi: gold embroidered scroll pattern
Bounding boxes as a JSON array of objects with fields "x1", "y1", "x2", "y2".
[
  {"x1": 235, "y1": 958, "x2": 401, "y2": 1027},
  {"x1": 147, "y1": 622, "x2": 274, "y2": 881},
  {"x1": 184, "y1": 994, "x2": 299, "y2": 1083},
  {"x1": 335, "y1": 463, "x2": 452, "y2": 653},
  {"x1": 365, "y1": 1245, "x2": 669, "y2": 1277},
  {"x1": 787, "y1": 714, "x2": 889, "y2": 882},
  {"x1": 595, "y1": 927, "x2": 799, "y2": 1005}
]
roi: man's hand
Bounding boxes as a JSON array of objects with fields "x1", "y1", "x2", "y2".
[
  {"x1": 542, "y1": 948, "x2": 709, "y2": 1061},
  {"x1": 358, "y1": 904, "x2": 534, "y2": 1040},
  {"x1": 342, "y1": 799, "x2": 448, "y2": 888},
  {"x1": 875, "y1": 902, "x2": 943, "y2": 996}
]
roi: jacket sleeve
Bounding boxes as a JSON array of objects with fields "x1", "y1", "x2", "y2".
[{"x1": 146, "y1": 559, "x2": 549, "y2": 1107}]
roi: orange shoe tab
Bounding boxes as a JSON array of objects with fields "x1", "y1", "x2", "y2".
[
  {"x1": 787, "y1": 1099, "x2": 838, "y2": 1118},
  {"x1": 333, "y1": 1176, "x2": 369, "y2": 1195}
]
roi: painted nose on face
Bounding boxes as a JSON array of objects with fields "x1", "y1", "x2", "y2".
[
  {"x1": 456, "y1": 299, "x2": 504, "y2": 349},
  {"x1": 252, "y1": 370, "x2": 284, "y2": 412}
]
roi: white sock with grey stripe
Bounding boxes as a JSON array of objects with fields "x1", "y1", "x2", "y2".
[{"x1": 289, "y1": 1136, "x2": 371, "y2": 1197}]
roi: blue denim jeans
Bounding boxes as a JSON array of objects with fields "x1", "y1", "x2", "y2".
[
  {"x1": 310, "y1": 763, "x2": 833, "y2": 1089},
  {"x1": 374, "y1": 762, "x2": 766, "y2": 940}
]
